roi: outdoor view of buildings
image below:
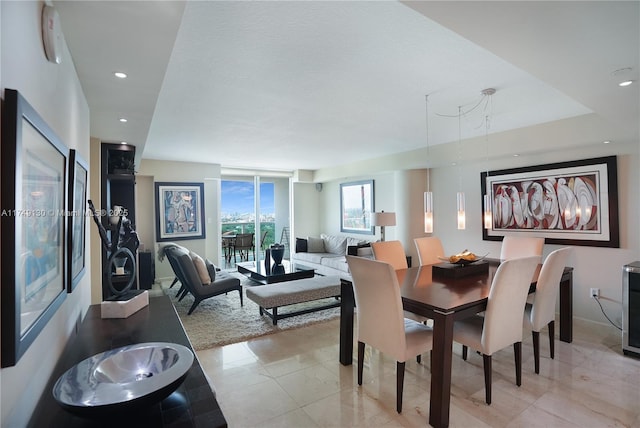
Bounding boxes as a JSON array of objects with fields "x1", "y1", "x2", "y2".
[{"x1": 221, "y1": 180, "x2": 277, "y2": 249}]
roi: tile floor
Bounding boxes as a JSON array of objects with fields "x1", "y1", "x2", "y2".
[{"x1": 195, "y1": 316, "x2": 640, "y2": 427}]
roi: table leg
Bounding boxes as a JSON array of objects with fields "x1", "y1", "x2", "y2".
[
  {"x1": 559, "y1": 270, "x2": 573, "y2": 343},
  {"x1": 429, "y1": 311, "x2": 454, "y2": 428},
  {"x1": 340, "y1": 279, "x2": 355, "y2": 365}
]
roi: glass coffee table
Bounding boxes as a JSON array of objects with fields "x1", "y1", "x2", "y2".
[{"x1": 237, "y1": 260, "x2": 315, "y2": 284}]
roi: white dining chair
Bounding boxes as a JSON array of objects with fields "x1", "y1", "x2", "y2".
[
  {"x1": 499, "y1": 236, "x2": 544, "y2": 261},
  {"x1": 453, "y1": 256, "x2": 540, "y2": 405},
  {"x1": 523, "y1": 247, "x2": 573, "y2": 374},
  {"x1": 346, "y1": 255, "x2": 433, "y2": 413},
  {"x1": 371, "y1": 240, "x2": 408, "y2": 270},
  {"x1": 414, "y1": 236, "x2": 445, "y2": 266}
]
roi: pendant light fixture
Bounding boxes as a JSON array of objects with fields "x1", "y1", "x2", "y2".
[
  {"x1": 456, "y1": 105, "x2": 465, "y2": 230},
  {"x1": 482, "y1": 88, "x2": 496, "y2": 229},
  {"x1": 424, "y1": 94, "x2": 433, "y2": 233}
]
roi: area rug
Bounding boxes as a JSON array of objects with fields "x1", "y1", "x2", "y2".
[{"x1": 161, "y1": 273, "x2": 340, "y2": 350}]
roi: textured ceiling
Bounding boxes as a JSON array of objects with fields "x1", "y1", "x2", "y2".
[{"x1": 55, "y1": 1, "x2": 639, "y2": 172}]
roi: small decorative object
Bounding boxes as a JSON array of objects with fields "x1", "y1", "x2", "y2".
[
  {"x1": 271, "y1": 264, "x2": 286, "y2": 275},
  {"x1": 270, "y1": 244, "x2": 285, "y2": 265},
  {"x1": 264, "y1": 248, "x2": 271, "y2": 274},
  {"x1": 438, "y1": 250, "x2": 488, "y2": 265}
]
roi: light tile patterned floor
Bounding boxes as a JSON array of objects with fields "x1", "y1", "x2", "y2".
[{"x1": 196, "y1": 317, "x2": 640, "y2": 427}]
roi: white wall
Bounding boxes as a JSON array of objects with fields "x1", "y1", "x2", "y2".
[
  {"x1": 293, "y1": 119, "x2": 639, "y2": 330},
  {"x1": 1, "y1": 2, "x2": 91, "y2": 425},
  {"x1": 135, "y1": 159, "x2": 221, "y2": 282}
]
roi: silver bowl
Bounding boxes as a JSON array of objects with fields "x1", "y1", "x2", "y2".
[{"x1": 53, "y1": 342, "x2": 194, "y2": 416}]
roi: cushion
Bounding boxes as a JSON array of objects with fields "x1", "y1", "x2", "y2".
[
  {"x1": 205, "y1": 259, "x2": 216, "y2": 283},
  {"x1": 295, "y1": 237, "x2": 308, "y2": 253},
  {"x1": 307, "y1": 236, "x2": 325, "y2": 253},
  {"x1": 321, "y1": 234, "x2": 347, "y2": 255},
  {"x1": 189, "y1": 251, "x2": 211, "y2": 285}
]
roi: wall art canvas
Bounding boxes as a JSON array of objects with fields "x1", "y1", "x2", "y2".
[
  {"x1": 155, "y1": 182, "x2": 206, "y2": 241},
  {"x1": 481, "y1": 156, "x2": 618, "y2": 247}
]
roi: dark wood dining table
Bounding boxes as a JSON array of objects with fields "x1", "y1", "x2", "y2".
[{"x1": 339, "y1": 259, "x2": 573, "y2": 428}]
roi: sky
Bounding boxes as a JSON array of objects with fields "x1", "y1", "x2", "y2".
[{"x1": 221, "y1": 180, "x2": 274, "y2": 214}]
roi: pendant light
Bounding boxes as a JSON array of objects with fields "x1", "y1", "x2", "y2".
[
  {"x1": 424, "y1": 95, "x2": 433, "y2": 233},
  {"x1": 456, "y1": 106, "x2": 465, "y2": 230},
  {"x1": 482, "y1": 88, "x2": 495, "y2": 229}
]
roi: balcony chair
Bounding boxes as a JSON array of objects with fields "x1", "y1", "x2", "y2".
[
  {"x1": 346, "y1": 256, "x2": 433, "y2": 413},
  {"x1": 233, "y1": 233, "x2": 255, "y2": 262}
]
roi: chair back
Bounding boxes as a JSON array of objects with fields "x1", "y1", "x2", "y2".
[
  {"x1": 529, "y1": 247, "x2": 573, "y2": 330},
  {"x1": 414, "y1": 237, "x2": 445, "y2": 266},
  {"x1": 235, "y1": 233, "x2": 254, "y2": 249},
  {"x1": 499, "y1": 236, "x2": 544, "y2": 261},
  {"x1": 259, "y1": 230, "x2": 268, "y2": 249},
  {"x1": 371, "y1": 240, "x2": 408, "y2": 270},
  {"x1": 346, "y1": 256, "x2": 407, "y2": 361},
  {"x1": 482, "y1": 256, "x2": 540, "y2": 354}
]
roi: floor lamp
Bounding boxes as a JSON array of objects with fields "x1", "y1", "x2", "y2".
[{"x1": 371, "y1": 211, "x2": 396, "y2": 242}]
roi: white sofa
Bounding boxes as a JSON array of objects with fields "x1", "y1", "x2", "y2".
[{"x1": 291, "y1": 234, "x2": 373, "y2": 280}]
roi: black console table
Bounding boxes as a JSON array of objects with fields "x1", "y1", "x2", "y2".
[{"x1": 28, "y1": 296, "x2": 227, "y2": 428}]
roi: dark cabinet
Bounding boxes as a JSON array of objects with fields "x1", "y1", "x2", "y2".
[
  {"x1": 138, "y1": 251, "x2": 155, "y2": 290},
  {"x1": 100, "y1": 143, "x2": 137, "y2": 299}
]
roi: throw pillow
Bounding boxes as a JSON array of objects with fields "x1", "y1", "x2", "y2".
[
  {"x1": 295, "y1": 237, "x2": 308, "y2": 253},
  {"x1": 190, "y1": 251, "x2": 211, "y2": 285},
  {"x1": 205, "y1": 259, "x2": 217, "y2": 283},
  {"x1": 307, "y1": 236, "x2": 325, "y2": 253},
  {"x1": 321, "y1": 234, "x2": 347, "y2": 255}
]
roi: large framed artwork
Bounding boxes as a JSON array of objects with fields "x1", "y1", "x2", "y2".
[
  {"x1": 481, "y1": 156, "x2": 619, "y2": 247},
  {"x1": 155, "y1": 182, "x2": 206, "y2": 241},
  {"x1": 67, "y1": 150, "x2": 88, "y2": 292},
  {"x1": 340, "y1": 180, "x2": 374, "y2": 235},
  {"x1": 1, "y1": 89, "x2": 68, "y2": 367}
]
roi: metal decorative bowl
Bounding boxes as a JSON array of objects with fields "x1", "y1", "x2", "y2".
[{"x1": 53, "y1": 342, "x2": 194, "y2": 417}]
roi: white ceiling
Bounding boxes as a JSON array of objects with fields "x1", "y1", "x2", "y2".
[{"x1": 54, "y1": 1, "x2": 639, "y2": 172}]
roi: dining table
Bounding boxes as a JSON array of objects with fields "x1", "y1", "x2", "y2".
[{"x1": 339, "y1": 258, "x2": 573, "y2": 428}]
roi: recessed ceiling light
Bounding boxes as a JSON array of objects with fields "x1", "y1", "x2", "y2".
[
  {"x1": 513, "y1": 154, "x2": 519, "y2": 157},
  {"x1": 603, "y1": 140, "x2": 611, "y2": 144},
  {"x1": 119, "y1": 118, "x2": 127, "y2": 123},
  {"x1": 121, "y1": 141, "x2": 128, "y2": 145},
  {"x1": 619, "y1": 80, "x2": 634, "y2": 87},
  {"x1": 114, "y1": 72, "x2": 127, "y2": 79}
]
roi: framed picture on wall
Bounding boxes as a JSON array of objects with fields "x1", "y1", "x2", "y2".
[
  {"x1": 481, "y1": 156, "x2": 619, "y2": 247},
  {"x1": 1, "y1": 89, "x2": 68, "y2": 367},
  {"x1": 67, "y1": 149, "x2": 88, "y2": 292},
  {"x1": 340, "y1": 180, "x2": 374, "y2": 235},
  {"x1": 155, "y1": 182, "x2": 206, "y2": 241}
]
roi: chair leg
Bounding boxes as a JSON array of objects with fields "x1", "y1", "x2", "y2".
[
  {"x1": 188, "y1": 298, "x2": 201, "y2": 315},
  {"x1": 417, "y1": 354, "x2": 421, "y2": 364},
  {"x1": 548, "y1": 320, "x2": 555, "y2": 359},
  {"x1": 482, "y1": 354, "x2": 492, "y2": 405},
  {"x1": 357, "y1": 341, "x2": 365, "y2": 386},
  {"x1": 532, "y1": 331, "x2": 540, "y2": 374},
  {"x1": 397, "y1": 361, "x2": 405, "y2": 413},
  {"x1": 238, "y1": 288, "x2": 244, "y2": 306},
  {"x1": 169, "y1": 277, "x2": 179, "y2": 288},
  {"x1": 514, "y1": 342, "x2": 522, "y2": 386},
  {"x1": 462, "y1": 345, "x2": 468, "y2": 361}
]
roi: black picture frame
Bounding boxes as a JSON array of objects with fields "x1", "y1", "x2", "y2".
[
  {"x1": 1, "y1": 89, "x2": 68, "y2": 367},
  {"x1": 481, "y1": 156, "x2": 619, "y2": 247},
  {"x1": 155, "y1": 182, "x2": 206, "y2": 242},
  {"x1": 67, "y1": 149, "x2": 88, "y2": 292},
  {"x1": 340, "y1": 180, "x2": 375, "y2": 235}
]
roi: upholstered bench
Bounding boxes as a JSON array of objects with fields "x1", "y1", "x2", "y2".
[{"x1": 245, "y1": 275, "x2": 341, "y2": 325}]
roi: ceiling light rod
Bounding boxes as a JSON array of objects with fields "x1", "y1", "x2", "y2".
[{"x1": 482, "y1": 88, "x2": 496, "y2": 230}]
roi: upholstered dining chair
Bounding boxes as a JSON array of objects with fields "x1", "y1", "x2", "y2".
[
  {"x1": 453, "y1": 256, "x2": 540, "y2": 405},
  {"x1": 371, "y1": 240, "x2": 408, "y2": 270},
  {"x1": 499, "y1": 236, "x2": 545, "y2": 261},
  {"x1": 414, "y1": 236, "x2": 445, "y2": 266},
  {"x1": 346, "y1": 255, "x2": 433, "y2": 413},
  {"x1": 523, "y1": 247, "x2": 573, "y2": 374}
]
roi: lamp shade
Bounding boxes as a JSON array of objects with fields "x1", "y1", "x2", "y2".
[{"x1": 371, "y1": 211, "x2": 396, "y2": 227}]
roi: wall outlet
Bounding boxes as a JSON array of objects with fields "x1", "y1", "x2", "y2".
[{"x1": 590, "y1": 288, "x2": 600, "y2": 298}]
